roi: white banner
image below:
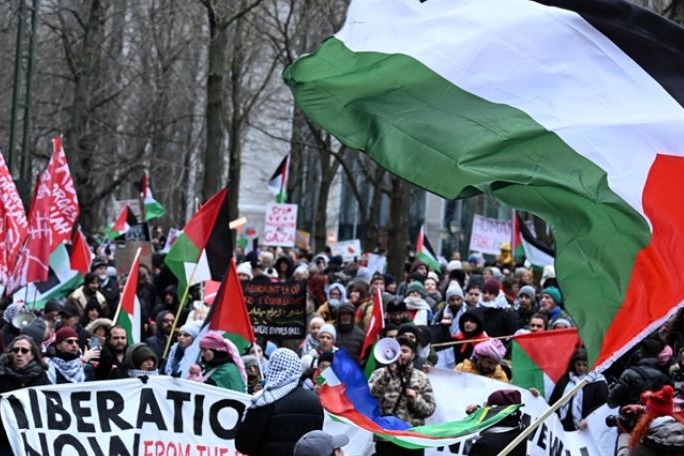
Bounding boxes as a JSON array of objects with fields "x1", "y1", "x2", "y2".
[
  {"x1": 263, "y1": 203, "x2": 298, "y2": 247},
  {"x1": 0, "y1": 371, "x2": 617, "y2": 456},
  {"x1": 468, "y1": 214, "x2": 512, "y2": 255},
  {"x1": 321, "y1": 369, "x2": 618, "y2": 456},
  {"x1": 0, "y1": 377, "x2": 251, "y2": 456}
]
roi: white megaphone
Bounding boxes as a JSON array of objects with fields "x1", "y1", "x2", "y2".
[
  {"x1": 12, "y1": 311, "x2": 36, "y2": 329},
  {"x1": 373, "y1": 337, "x2": 401, "y2": 365}
]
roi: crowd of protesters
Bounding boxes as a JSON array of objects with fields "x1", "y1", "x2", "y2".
[{"x1": 1, "y1": 231, "x2": 684, "y2": 455}]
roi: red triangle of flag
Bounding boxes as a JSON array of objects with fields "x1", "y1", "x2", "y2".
[
  {"x1": 514, "y1": 328, "x2": 581, "y2": 383},
  {"x1": 209, "y1": 259, "x2": 254, "y2": 346}
]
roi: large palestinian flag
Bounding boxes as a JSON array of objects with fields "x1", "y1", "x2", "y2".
[{"x1": 284, "y1": 0, "x2": 684, "y2": 370}]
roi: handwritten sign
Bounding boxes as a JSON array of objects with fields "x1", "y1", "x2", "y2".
[
  {"x1": 468, "y1": 214, "x2": 511, "y2": 255},
  {"x1": 242, "y1": 280, "x2": 307, "y2": 338},
  {"x1": 262, "y1": 203, "x2": 297, "y2": 247},
  {"x1": 330, "y1": 239, "x2": 362, "y2": 262}
]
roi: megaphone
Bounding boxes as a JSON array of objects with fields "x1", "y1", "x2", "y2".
[
  {"x1": 12, "y1": 311, "x2": 36, "y2": 329},
  {"x1": 373, "y1": 337, "x2": 401, "y2": 365}
]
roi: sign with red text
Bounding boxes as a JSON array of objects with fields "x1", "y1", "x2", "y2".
[
  {"x1": 0, "y1": 377, "x2": 251, "y2": 456},
  {"x1": 468, "y1": 214, "x2": 512, "y2": 255},
  {"x1": 262, "y1": 203, "x2": 297, "y2": 247}
]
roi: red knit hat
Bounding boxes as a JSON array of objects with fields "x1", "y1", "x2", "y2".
[
  {"x1": 55, "y1": 327, "x2": 79, "y2": 345},
  {"x1": 646, "y1": 385, "x2": 675, "y2": 417},
  {"x1": 482, "y1": 278, "x2": 500, "y2": 295}
]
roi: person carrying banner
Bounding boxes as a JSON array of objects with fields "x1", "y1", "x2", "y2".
[
  {"x1": 368, "y1": 335, "x2": 436, "y2": 455},
  {"x1": 466, "y1": 389, "x2": 527, "y2": 456},
  {"x1": 235, "y1": 348, "x2": 324, "y2": 456},
  {"x1": 124, "y1": 343, "x2": 159, "y2": 378}
]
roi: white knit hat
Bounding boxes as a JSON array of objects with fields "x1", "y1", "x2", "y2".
[{"x1": 236, "y1": 262, "x2": 253, "y2": 279}]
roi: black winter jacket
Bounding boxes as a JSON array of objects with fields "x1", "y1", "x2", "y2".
[
  {"x1": 234, "y1": 386, "x2": 324, "y2": 456},
  {"x1": 608, "y1": 358, "x2": 672, "y2": 407}
]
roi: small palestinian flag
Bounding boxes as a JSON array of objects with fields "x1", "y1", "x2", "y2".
[
  {"x1": 115, "y1": 247, "x2": 142, "y2": 345},
  {"x1": 512, "y1": 210, "x2": 554, "y2": 269},
  {"x1": 267, "y1": 155, "x2": 290, "y2": 203},
  {"x1": 136, "y1": 170, "x2": 166, "y2": 221},
  {"x1": 415, "y1": 225, "x2": 441, "y2": 273},
  {"x1": 511, "y1": 328, "x2": 581, "y2": 399},
  {"x1": 105, "y1": 206, "x2": 137, "y2": 240}
]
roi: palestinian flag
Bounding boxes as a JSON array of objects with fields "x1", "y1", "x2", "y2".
[
  {"x1": 136, "y1": 171, "x2": 167, "y2": 221},
  {"x1": 415, "y1": 225, "x2": 440, "y2": 273},
  {"x1": 105, "y1": 205, "x2": 137, "y2": 240},
  {"x1": 511, "y1": 329, "x2": 581, "y2": 399},
  {"x1": 320, "y1": 349, "x2": 522, "y2": 449},
  {"x1": 116, "y1": 247, "x2": 142, "y2": 345},
  {"x1": 512, "y1": 211, "x2": 554, "y2": 269},
  {"x1": 362, "y1": 289, "x2": 385, "y2": 378},
  {"x1": 69, "y1": 227, "x2": 93, "y2": 276},
  {"x1": 267, "y1": 154, "x2": 289, "y2": 203},
  {"x1": 11, "y1": 243, "x2": 82, "y2": 310},
  {"x1": 164, "y1": 188, "x2": 232, "y2": 293},
  {"x1": 178, "y1": 259, "x2": 254, "y2": 378},
  {"x1": 284, "y1": 0, "x2": 684, "y2": 370}
]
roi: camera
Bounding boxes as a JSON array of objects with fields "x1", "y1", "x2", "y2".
[{"x1": 605, "y1": 413, "x2": 637, "y2": 432}]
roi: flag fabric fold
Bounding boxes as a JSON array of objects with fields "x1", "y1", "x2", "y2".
[
  {"x1": 284, "y1": 0, "x2": 684, "y2": 369},
  {"x1": 361, "y1": 289, "x2": 384, "y2": 360},
  {"x1": 116, "y1": 248, "x2": 142, "y2": 345},
  {"x1": 164, "y1": 188, "x2": 232, "y2": 294},
  {"x1": 319, "y1": 349, "x2": 521, "y2": 449},
  {"x1": 512, "y1": 211, "x2": 554, "y2": 268},
  {"x1": 8, "y1": 137, "x2": 79, "y2": 292},
  {"x1": 0, "y1": 152, "x2": 28, "y2": 285},
  {"x1": 136, "y1": 170, "x2": 166, "y2": 221},
  {"x1": 267, "y1": 155, "x2": 290, "y2": 203},
  {"x1": 415, "y1": 225, "x2": 440, "y2": 273}
]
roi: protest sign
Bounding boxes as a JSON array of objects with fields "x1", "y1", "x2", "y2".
[
  {"x1": 0, "y1": 377, "x2": 251, "y2": 456},
  {"x1": 242, "y1": 279, "x2": 307, "y2": 338},
  {"x1": 116, "y1": 241, "x2": 153, "y2": 276},
  {"x1": 295, "y1": 230, "x2": 310, "y2": 251},
  {"x1": 263, "y1": 203, "x2": 297, "y2": 247},
  {"x1": 330, "y1": 239, "x2": 362, "y2": 262},
  {"x1": 366, "y1": 252, "x2": 387, "y2": 275},
  {"x1": 468, "y1": 214, "x2": 512, "y2": 255}
]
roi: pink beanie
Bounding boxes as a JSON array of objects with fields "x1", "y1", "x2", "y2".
[
  {"x1": 474, "y1": 338, "x2": 506, "y2": 362},
  {"x1": 659, "y1": 344, "x2": 674, "y2": 366}
]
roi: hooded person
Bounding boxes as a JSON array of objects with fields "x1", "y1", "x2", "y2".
[
  {"x1": 124, "y1": 343, "x2": 159, "y2": 378},
  {"x1": 242, "y1": 355, "x2": 263, "y2": 394},
  {"x1": 235, "y1": 348, "x2": 324, "y2": 456},
  {"x1": 451, "y1": 308, "x2": 488, "y2": 366},
  {"x1": 316, "y1": 283, "x2": 347, "y2": 323},
  {"x1": 275, "y1": 254, "x2": 296, "y2": 281},
  {"x1": 199, "y1": 331, "x2": 247, "y2": 393},
  {"x1": 478, "y1": 278, "x2": 520, "y2": 342},
  {"x1": 144, "y1": 310, "x2": 174, "y2": 360},
  {"x1": 335, "y1": 304, "x2": 365, "y2": 364},
  {"x1": 404, "y1": 281, "x2": 432, "y2": 326},
  {"x1": 162, "y1": 320, "x2": 202, "y2": 377}
]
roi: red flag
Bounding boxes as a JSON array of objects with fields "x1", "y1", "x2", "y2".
[
  {"x1": 513, "y1": 328, "x2": 581, "y2": 383},
  {"x1": 8, "y1": 137, "x2": 79, "y2": 291},
  {"x1": 69, "y1": 227, "x2": 92, "y2": 275},
  {"x1": 206, "y1": 258, "x2": 254, "y2": 353},
  {"x1": 0, "y1": 153, "x2": 28, "y2": 284},
  {"x1": 361, "y1": 289, "x2": 385, "y2": 358}
]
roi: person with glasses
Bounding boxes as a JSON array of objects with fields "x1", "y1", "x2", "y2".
[
  {"x1": 162, "y1": 321, "x2": 201, "y2": 377},
  {"x1": 0, "y1": 336, "x2": 50, "y2": 452},
  {"x1": 45, "y1": 327, "x2": 89, "y2": 384}
]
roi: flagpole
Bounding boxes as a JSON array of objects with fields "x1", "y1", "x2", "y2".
[
  {"x1": 498, "y1": 376, "x2": 589, "y2": 456},
  {"x1": 112, "y1": 246, "x2": 142, "y2": 324},
  {"x1": 162, "y1": 262, "x2": 200, "y2": 360},
  {"x1": 431, "y1": 333, "x2": 513, "y2": 348}
]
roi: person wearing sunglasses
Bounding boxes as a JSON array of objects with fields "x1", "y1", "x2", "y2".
[
  {"x1": 45, "y1": 327, "x2": 88, "y2": 384},
  {"x1": 0, "y1": 336, "x2": 49, "y2": 451}
]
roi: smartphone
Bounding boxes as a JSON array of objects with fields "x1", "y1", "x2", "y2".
[{"x1": 90, "y1": 337, "x2": 101, "y2": 349}]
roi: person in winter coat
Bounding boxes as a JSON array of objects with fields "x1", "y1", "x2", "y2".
[
  {"x1": 235, "y1": 348, "x2": 324, "y2": 456},
  {"x1": 124, "y1": 343, "x2": 159, "y2": 378},
  {"x1": 479, "y1": 278, "x2": 520, "y2": 340},
  {"x1": 45, "y1": 327, "x2": 91, "y2": 384},
  {"x1": 451, "y1": 308, "x2": 488, "y2": 366},
  {"x1": 316, "y1": 283, "x2": 347, "y2": 323},
  {"x1": 300, "y1": 316, "x2": 324, "y2": 357},
  {"x1": 403, "y1": 282, "x2": 432, "y2": 326},
  {"x1": 629, "y1": 385, "x2": 684, "y2": 455},
  {"x1": 467, "y1": 389, "x2": 527, "y2": 456},
  {"x1": 144, "y1": 311, "x2": 174, "y2": 360},
  {"x1": 335, "y1": 304, "x2": 365, "y2": 364},
  {"x1": 162, "y1": 321, "x2": 201, "y2": 377},
  {"x1": 369, "y1": 335, "x2": 436, "y2": 455},
  {"x1": 549, "y1": 347, "x2": 608, "y2": 431},
  {"x1": 456, "y1": 339, "x2": 509, "y2": 383},
  {"x1": 540, "y1": 286, "x2": 574, "y2": 328},
  {"x1": 199, "y1": 331, "x2": 246, "y2": 393},
  {"x1": 0, "y1": 336, "x2": 50, "y2": 452}
]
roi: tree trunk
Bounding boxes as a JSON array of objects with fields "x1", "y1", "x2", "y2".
[
  {"x1": 64, "y1": 0, "x2": 102, "y2": 228},
  {"x1": 227, "y1": 9, "x2": 246, "y2": 223},
  {"x1": 202, "y1": 5, "x2": 227, "y2": 201},
  {"x1": 313, "y1": 152, "x2": 341, "y2": 252},
  {"x1": 364, "y1": 166, "x2": 385, "y2": 251},
  {"x1": 386, "y1": 176, "x2": 411, "y2": 281}
]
